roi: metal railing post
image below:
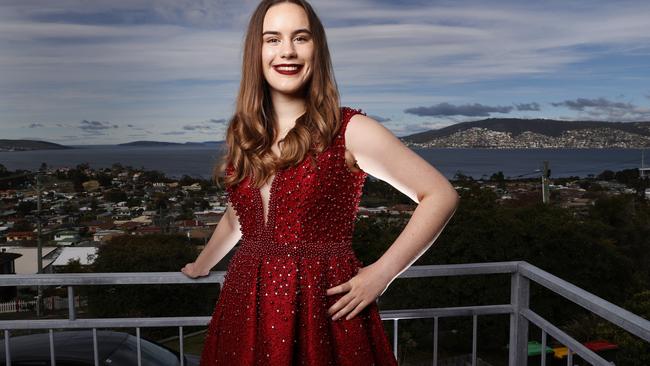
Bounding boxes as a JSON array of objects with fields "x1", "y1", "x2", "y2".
[
  {"x1": 393, "y1": 319, "x2": 398, "y2": 359},
  {"x1": 509, "y1": 265, "x2": 530, "y2": 366},
  {"x1": 67, "y1": 286, "x2": 76, "y2": 321}
]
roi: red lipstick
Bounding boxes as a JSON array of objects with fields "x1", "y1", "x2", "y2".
[{"x1": 273, "y1": 64, "x2": 303, "y2": 75}]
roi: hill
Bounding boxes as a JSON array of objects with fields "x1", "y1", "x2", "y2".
[
  {"x1": 118, "y1": 141, "x2": 184, "y2": 147},
  {"x1": 0, "y1": 139, "x2": 73, "y2": 152},
  {"x1": 400, "y1": 118, "x2": 650, "y2": 148}
]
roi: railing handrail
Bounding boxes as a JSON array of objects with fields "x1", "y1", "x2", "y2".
[
  {"x1": 2, "y1": 260, "x2": 648, "y2": 341},
  {"x1": 516, "y1": 261, "x2": 650, "y2": 342},
  {"x1": 1, "y1": 260, "x2": 648, "y2": 366},
  {"x1": 0, "y1": 261, "x2": 519, "y2": 287}
]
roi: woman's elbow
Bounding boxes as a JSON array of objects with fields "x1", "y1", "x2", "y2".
[
  {"x1": 419, "y1": 185, "x2": 460, "y2": 208},
  {"x1": 445, "y1": 187, "x2": 460, "y2": 210}
]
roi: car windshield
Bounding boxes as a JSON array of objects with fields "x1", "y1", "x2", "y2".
[{"x1": 104, "y1": 336, "x2": 180, "y2": 366}]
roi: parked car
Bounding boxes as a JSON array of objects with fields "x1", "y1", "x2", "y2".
[{"x1": 0, "y1": 330, "x2": 200, "y2": 366}]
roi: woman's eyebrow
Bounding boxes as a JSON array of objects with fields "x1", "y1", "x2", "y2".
[{"x1": 262, "y1": 28, "x2": 312, "y2": 36}]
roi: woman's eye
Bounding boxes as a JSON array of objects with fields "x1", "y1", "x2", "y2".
[{"x1": 265, "y1": 36, "x2": 308, "y2": 44}]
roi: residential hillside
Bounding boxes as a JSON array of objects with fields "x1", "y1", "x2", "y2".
[{"x1": 400, "y1": 118, "x2": 650, "y2": 148}]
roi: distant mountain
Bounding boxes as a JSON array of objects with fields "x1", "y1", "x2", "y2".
[
  {"x1": 0, "y1": 139, "x2": 73, "y2": 152},
  {"x1": 400, "y1": 118, "x2": 650, "y2": 148},
  {"x1": 119, "y1": 140, "x2": 224, "y2": 147},
  {"x1": 184, "y1": 141, "x2": 223, "y2": 145},
  {"x1": 118, "y1": 141, "x2": 184, "y2": 146}
]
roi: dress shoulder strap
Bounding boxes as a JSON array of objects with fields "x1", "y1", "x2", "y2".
[{"x1": 336, "y1": 106, "x2": 366, "y2": 148}]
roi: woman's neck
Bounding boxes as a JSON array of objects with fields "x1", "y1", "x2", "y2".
[{"x1": 270, "y1": 91, "x2": 306, "y2": 129}]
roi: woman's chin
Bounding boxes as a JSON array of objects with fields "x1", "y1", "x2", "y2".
[{"x1": 270, "y1": 84, "x2": 309, "y2": 97}]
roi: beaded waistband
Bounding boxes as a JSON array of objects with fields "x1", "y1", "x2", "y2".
[{"x1": 235, "y1": 239, "x2": 356, "y2": 258}]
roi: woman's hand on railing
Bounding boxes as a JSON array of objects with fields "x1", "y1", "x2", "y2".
[{"x1": 180, "y1": 262, "x2": 210, "y2": 279}]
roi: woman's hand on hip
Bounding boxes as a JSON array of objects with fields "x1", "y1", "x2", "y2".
[{"x1": 325, "y1": 262, "x2": 392, "y2": 321}]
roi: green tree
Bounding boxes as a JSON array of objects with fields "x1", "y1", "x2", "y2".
[
  {"x1": 86, "y1": 234, "x2": 218, "y2": 339},
  {"x1": 597, "y1": 170, "x2": 615, "y2": 180},
  {"x1": 590, "y1": 290, "x2": 650, "y2": 366},
  {"x1": 11, "y1": 220, "x2": 33, "y2": 232},
  {"x1": 70, "y1": 169, "x2": 89, "y2": 192},
  {"x1": 16, "y1": 201, "x2": 37, "y2": 215},
  {"x1": 353, "y1": 181, "x2": 642, "y2": 359},
  {"x1": 57, "y1": 258, "x2": 92, "y2": 274},
  {"x1": 103, "y1": 189, "x2": 128, "y2": 203},
  {"x1": 96, "y1": 172, "x2": 113, "y2": 187}
]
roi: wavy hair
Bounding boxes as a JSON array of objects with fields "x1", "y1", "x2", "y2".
[{"x1": 212, "y1": 0, "x2": 341, "y2": 190}]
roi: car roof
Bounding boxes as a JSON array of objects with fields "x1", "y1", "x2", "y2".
[{"x1": 0, "y1": 330, "x2": 129, "y2": 363}]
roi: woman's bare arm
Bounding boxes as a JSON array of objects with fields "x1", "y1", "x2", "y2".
[
  {"x1": 327, "y1": 112, "x2": 460, "y2": 320},
  {"x1": 345, "y1": 113, "x2": 460, "y2": 281},
  {"x1": 326, "y1": 114, "x2": 459, "y2": 319},
  {"x1": 182, "y1": 202, "x2": 242, "y2": 277}
]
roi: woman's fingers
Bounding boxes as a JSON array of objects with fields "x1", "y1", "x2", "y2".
[
  {"x1": 327, "y1": 291, "x2": 353, "y2": 316},
  {"x1": 332, "y1": 297, "x2": 363, "y2": 320},
  {"x1": 181, "y1": 263, "x2": 200, "y2": 278},
  {"x1": 345, "y1": 299, "x2": 368, "y2": 320},
  {"x1": 326, "y1": 281, "x2": 350, "y2": 296}
]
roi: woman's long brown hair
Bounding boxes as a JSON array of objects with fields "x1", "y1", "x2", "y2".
[{"x1": 212, "y1": 0, "x2": 341, "y2": 190}]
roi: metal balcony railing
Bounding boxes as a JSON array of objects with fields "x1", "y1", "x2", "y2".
[{"x1": 1, "y1": 261, "x2": 649, "y2": 366}]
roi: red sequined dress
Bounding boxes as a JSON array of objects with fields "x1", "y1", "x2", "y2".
[{"x1": 200, "y1": 107, "x2": 398, "y2": 366}]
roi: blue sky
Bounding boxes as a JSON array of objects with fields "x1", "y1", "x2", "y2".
[{"x1": 1, "y1": 0, "x2": 649, "y2": 144}]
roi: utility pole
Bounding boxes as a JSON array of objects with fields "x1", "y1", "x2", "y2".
[
  {"x1": 641, "y1": 149, "x2": 648, "y2": 179},
  {"x1": 542, "y1": 161, "x2": 550, "y2": 204},
  {"x1": 36, "y1": 172, "x2": 44, "y2": 317}
]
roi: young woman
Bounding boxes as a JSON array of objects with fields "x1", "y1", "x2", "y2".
[{"x1": 181, "y1": 0, "x2": 459, "y2": 364}]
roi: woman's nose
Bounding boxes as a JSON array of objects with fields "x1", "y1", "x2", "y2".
[{"x1": 280, "y1": 40, "x2": 297, "y2": 58}]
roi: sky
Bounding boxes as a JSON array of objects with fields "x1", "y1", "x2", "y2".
[{"x1": 1, "y1": 0, "x2": 649, "y2": 145}]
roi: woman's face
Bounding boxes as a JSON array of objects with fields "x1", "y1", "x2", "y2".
[{"x1": 261, "y1": 2, "x2": 314, "y2": 97}]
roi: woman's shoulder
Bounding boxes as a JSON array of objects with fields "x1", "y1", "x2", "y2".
[
  {"x1": 340, "y1": 106, "x2": 367, "y2": 122},
  {"x1": 335, "y1": 106, "x2": 370, "y2": 149},
  {"x1": 339, "y1": 106, "x2": 368, "y2": 136}
]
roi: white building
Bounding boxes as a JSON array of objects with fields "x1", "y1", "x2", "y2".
[
  {"x1": 0, "y1": 246, "x2": 58, "y2": 274},
  {"x1": 51, "y1": 247, "x2": 98, "y2": 268}
]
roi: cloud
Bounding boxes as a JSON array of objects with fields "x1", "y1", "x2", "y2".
[
  {"x1": 551, "y1": 97, "x2": 650, "y2": 121},
  {"x1": 59, "y1": 134, "x2": 99, "y2": 140},
  {"x1": 79, "y1": 119, "x2": 119, "y2": 135},
  {"x1": 514, "y1": 102, "x2": 541, "y2": 111},
  {"x1": 11, "y1": 0, "x2": 254, "y2": 29},
  {"x1": 551, "y1": 97, "x2": 633, "y2": 111},
  {"x1": 180, "y1": 117, "x2": 226, "y2": 131},
  {"x1": 125, "y1": 123, "x2": 151, "y2": 133},
  {"x1": 2, "y1": 0, "x2": 650, "y2": 142},
  {"x1": 397, "y1": 121, "x2": 456, "y2": 135},
  {"x1": 368, "y1": 114, "x2": 391, "y2": 123},
  {"x1": 404, "y1": 102, "x2": 514, "y2": 117},
  {"x1": 182, "y1": 124, "x2": 213, "y2": 131},
  {"x1": 27, "y1": 122, "x2": 44, "y2": 128}
]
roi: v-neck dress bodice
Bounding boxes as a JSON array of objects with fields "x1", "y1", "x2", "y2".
[{"x1": 200, "y1": 107, "x2": 398, "y2": 366}]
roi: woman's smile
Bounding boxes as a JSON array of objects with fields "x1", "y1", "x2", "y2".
[{"x1": 273, "y1": 64, "x2": 304, "y2": 75}]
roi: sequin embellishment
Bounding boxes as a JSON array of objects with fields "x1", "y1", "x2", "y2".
[{"x1": 200, "y1": 107, "x2": 398, "y2": 366}]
